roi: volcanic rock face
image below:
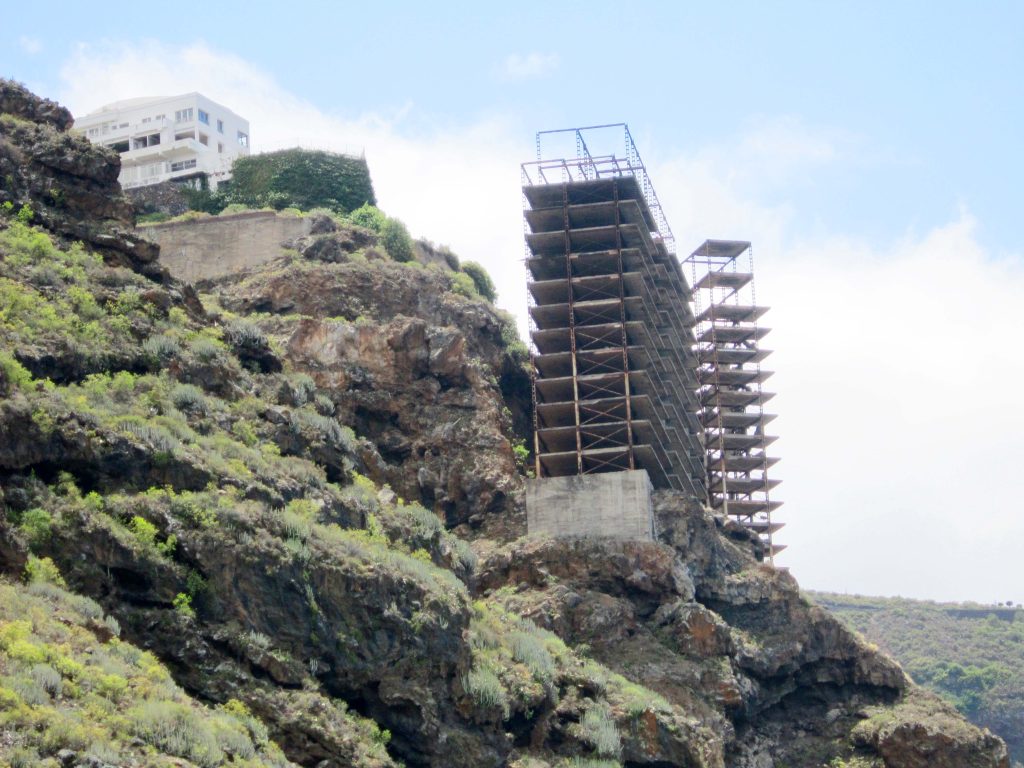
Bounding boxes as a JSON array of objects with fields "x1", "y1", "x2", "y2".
[
  {"x1": 0, "y1": 81, "x2": 1010, "y2": 768},
  {"x1": 0, "y1": 80, "x2": 160, "y2": 271},
  {"x1": 211, "y1": 253, "x2": 533, "y2": 534}
]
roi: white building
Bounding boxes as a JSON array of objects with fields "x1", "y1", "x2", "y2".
[{"x1": 73, "y1": 93, "x2": 250, "y2": 190}]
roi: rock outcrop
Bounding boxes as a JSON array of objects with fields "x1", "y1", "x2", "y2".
[{"x1": 0, "y1": 80, "x2": 1009, "y2": 768}]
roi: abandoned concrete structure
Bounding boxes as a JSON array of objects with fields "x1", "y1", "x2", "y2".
[{"x1": 522, "y1": 125, "x2": 782, "y2": 558}]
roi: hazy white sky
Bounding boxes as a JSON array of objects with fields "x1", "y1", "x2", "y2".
[{"x1": 4, "y1": 3, "x2": 1023, "y2": 602}]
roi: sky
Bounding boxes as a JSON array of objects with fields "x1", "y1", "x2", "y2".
[{"x1": 3, "y1": 1, "x2": 1023, "y2": 603}]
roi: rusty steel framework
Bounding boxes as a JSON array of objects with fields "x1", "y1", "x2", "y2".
[
  {"x1": 522, "y1": 124, "x2": 705, "y2": 499},
  {"x1": 684, "y1": 240, "x2": 784, "y2": 560}
]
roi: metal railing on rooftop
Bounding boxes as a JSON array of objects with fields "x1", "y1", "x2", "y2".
[{"x1": 521, "y1": 123, "x2": 676, "y2": 255}]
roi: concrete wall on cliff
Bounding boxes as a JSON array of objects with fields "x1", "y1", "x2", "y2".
[{"x1": 138, "y1": 211, "x2": 312, "y2": 283}]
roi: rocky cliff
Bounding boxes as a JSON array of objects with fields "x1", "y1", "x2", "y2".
[{"x1": 0, "y1": 79, "x2": 1009, "y2": 768}]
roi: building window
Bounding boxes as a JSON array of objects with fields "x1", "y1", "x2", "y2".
[
  {"x1": 174, "y1": 130, "x2": 195, "y2": 142},
  {"x1": 170, "y1": 159, "x2": 198, "y2": 172},
  {"x1": 155, "y1": 114, "x2": 165, "y2": 120},
  {"x1": 217, "y1": 119, "x2": 224, "y2": 133},
  {"x1": 175, "y1": 108, "x2": 194, "y2": 123},
  {"x1": 87, "y1": 128, "x2": 98, "y2": 137},
  {"x1": 132, "y1": 133, "x2": 161, "y2": 150},
  {"x1": 141, "y1": 117, "x2": 152, "y2": 123},
  {"x1": 237, "y1": 131, "x2": 249, "y2": 148},
  {"x1": 108, "y1": 140, "x2": 129, "y2": 153},
  {"x1": 217, "y1": 142, "x2": 224, "y2": 154},
  {"x1": 198, "y1": 133, "x2": 209, "y2": 146},
  {"x1": 198, "y1": 109, "x2": 209, "y2": 125},
  {"x1": 118, "y1": 123, "x2": 129, "y2": 129}
]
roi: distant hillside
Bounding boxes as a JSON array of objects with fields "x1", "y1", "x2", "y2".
[{"x1": 813, "y1": 591, "x2": 1024, "y2": 764}]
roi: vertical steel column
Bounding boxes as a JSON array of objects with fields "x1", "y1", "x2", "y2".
[
  {"x1": 613, "y1": 179, "x2": 636, "y2": 468},
  {"x1": 748, "y1": 244, "x2": 775, "y2": 563},
  {"x1": 562, "y1": 183, "x2": 584, "y2": 475}
]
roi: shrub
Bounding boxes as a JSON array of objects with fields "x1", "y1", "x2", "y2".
[
  {"x1": 128, "y1": 515, "x2": 175, "y2": 556},
  {"x1": 227, "y1": 148, "x2": 376, "y2": 213},
  {"x1": 450, "y1": 538, "x2": 478, "y2": 573},
  {"x1": 313, "y1": 393, "x2": 335, "y2": 415},
  {"x1": 0, "y1": 350, "x2": 33, "y2": 393},
  {"x1": 173, "y1": 593, "x2": 195, "y2": 619},
  {"x1": 18, "y1": 507, "x2": 52, "y2": 547},
  {"x1": 380, "y1": 217, "x2": 414, "y2": 262},
  {"x1": 580, "y1": 701, "x2": 621, "y2": 759},
  {"x1": 225, "y1": 320, "x2": 267, "y2": 348},
  {"x1": 171, "y1": 383, "x2": 209, "y2": 415},
  {"x1": 24, "y1": 555, "x2": 65, "y2": 587},
  {"x1": 348, "y1": 203, "x2": 386, "y2": 232},
  {"x1": 188, "y1": 336, "x2": 225, "y2": 362},
  {"x1": 289, "y1": 373, "x2": 316, "y2": 405},
  {"x1": 402, "y1": 502, "x2": 444, "y2": 538},
  {"x1": 463, "y1": 665, "x2": 510, "y2": 718},
  {"x1": 130, "y1": 700, "x2": 225, "y2": 767},
  {"x1": 460, "y1": 261, "x2": 497, "y2": 302},
  {"x1": 450, "y1": 271, "x2": 478, "y2": 299},
  {"x1": 118, "y1": 421, "x2": 179, "y2": 455},
  {"x1": 30, "y1": 663, "x2": 63, "y2": 697},
  {"x1": 509, "y1": 631, "x2": 555, "y2": 682},
  {"x1": 142, "y1": 335, "x2": 180, "y2": 364},
  {"x1": 219, "y1": 203, "x2": 255, "y2": 215},
  {"x1": 291, "y1": 408, "x2": 354, "y2": 450}
]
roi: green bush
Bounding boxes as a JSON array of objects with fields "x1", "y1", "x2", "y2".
[
  {"x1": 460, "y1": 261, "x2": 497, "y2": 302},
  {"x1": 171, "y1": 383, "x2": 210, "y2": 415},
  {"x1": 18, "y1": 507, "x2": 52, "y2": 547},
  {"x1": 380, "y1": 217, "x2": 414, "y2": 262},
  {"x1": 24, "y1": 555, "x2": 66, "y2": 586},
  {"x1": 450, "y1": 272, "x2": 479, "y2": 299},
  {"x1": 130, "y1": 700, "x2": 225, "y2": 767},
  {"x1": 227, "y1": 149, "x2": 376, "y2": 213},
  {"x1": 0, "y1": 350, "x2": 33, "y2": 393},
  {"x1": 509, "y1": 631, "x2": 555, "y2": 682},
  {"x1": 142, "y1": 335, "x2": 181, "y2": 364},
  {"x1": 462, "y1": 665, "x2": 510, "y2": 718},
  {"x1": 580, "y1": 701, "x2": 621, "y2": 759},
  {"x1": 348, "y1": 203, "x2": 386, "y2": 233}
]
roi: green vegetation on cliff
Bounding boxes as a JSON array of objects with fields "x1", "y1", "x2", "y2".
[
  {"x1": 226, "y1": 148, "x2": 375, "y2": 214},
  {"x1": 178, "y1": 148, "x2": 376, "y2": 216},
  {"x1": 0, "y1": 564, "x2": 292, "y2": 767},
  {"x1": 813, "y1": 591, "x2": 1024, "y2": 764}
]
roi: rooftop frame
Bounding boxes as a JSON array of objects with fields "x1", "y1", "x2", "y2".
[{"x1": 522, "y1": 123, "x2": 676, "y2": 256}]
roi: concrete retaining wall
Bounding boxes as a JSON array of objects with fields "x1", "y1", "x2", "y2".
[
  {"x1": 526, "y1": 470, "x2": 654, "y2": 540},
  {"x1": 139, "y1": 211, "x2": 312, "y2": 284}
]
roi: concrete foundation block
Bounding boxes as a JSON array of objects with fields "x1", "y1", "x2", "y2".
[{"x1": 526, "y1": 470, "x2": 654, "y2": 540}]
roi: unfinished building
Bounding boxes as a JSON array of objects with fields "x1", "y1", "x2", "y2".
[{"x1": 522, "y1": 124, "x2": 782, "y2": 558}]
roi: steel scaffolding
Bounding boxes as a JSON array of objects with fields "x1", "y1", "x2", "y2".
[
  {"x1": 684, "y1": 240, "x2": 783, "y2": 559},
  {"x1": 522, "y1": 125, "x2": 783, "y2": 558},
  {"x1": 522, "y1": 125, "x2": 705, "y2": 500}
]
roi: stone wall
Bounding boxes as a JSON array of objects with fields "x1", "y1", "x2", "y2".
[
  {"x1": 126, "y1": 181, "x2": 192, "y2": 217},
  {"x1": 526, "y1": 470, "x2": 655, "y2": 540},
  {"x1": 139, "y1": 211, "x2": 312, "y2": 284}
]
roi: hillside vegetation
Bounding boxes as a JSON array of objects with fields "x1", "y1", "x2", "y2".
[{"x1": 812, "y1": 592, "x2": 1024, "y2": 765}]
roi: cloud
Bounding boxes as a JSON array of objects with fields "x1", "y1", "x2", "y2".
[
  {"x1": 654, "y1": 126, "x2": 1024, "y2": 601},
  {"x1": 57, "y1": 41, "x2": 1024, "y2": 602},
  {"x1": 500, "y1": 52, "x2": 559, "y2": 81},
  {"x1": 18, "y1": 36, "x2": 42, "y2": 55}
]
